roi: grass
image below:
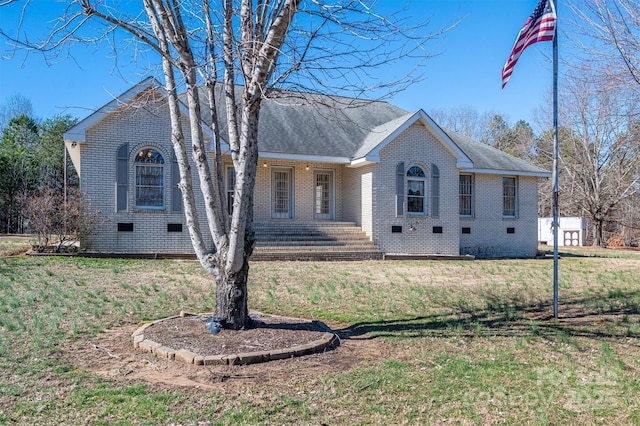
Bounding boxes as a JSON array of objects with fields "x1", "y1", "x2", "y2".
[
  {"x1": 1, "y1": 235, "x2": 640, "y2": 424},
  {"x1": 0, "y1": 234, "x2": 31, "y2": 257}
]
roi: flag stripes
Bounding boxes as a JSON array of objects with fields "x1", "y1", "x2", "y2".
[{"x1": 502, "y1": 0, "x2": 556, "y2": 88}]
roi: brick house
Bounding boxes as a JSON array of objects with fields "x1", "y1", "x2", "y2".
[{"x1": 64, "y1": 78, "x2": 550, "y2": 258}]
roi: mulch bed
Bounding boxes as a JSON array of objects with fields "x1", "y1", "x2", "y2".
[{"x1": 141, "y1": 313, "x2": 333, "y2": 357}]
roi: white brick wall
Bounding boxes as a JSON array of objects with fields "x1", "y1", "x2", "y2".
[
  {"x1": 361, "y1": 170, "x2": 373, "y2": 237},
  {"x1": 342, "y1": 166, "x2": 364, "y2": 224}
]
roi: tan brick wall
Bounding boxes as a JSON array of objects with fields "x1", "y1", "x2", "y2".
[
  {"x1": 342, "y1": 166, "x2": 363, "y2": 224},
  {"x1": 80, "y1": 99, "x2": 213, "y2": 254},
  {"x1": 80, "y1": 98, "x2": 541, "y2": 257},
  {"x1": 459, "y1": 175, "x2": 539, "y2": 257},
  {"x1": 341, "y1": 165, "x2": 375, "y2": 238},
  {"x1": 371, "y1": 123, "x2": 460, "y2": 255},
  {"x1": 252, "y1": 160, "x2": 343, "y2": 222}
]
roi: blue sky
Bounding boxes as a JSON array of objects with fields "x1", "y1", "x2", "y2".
[{"x1": 0, "y1": 1, "x2": 566, "y2": 127}]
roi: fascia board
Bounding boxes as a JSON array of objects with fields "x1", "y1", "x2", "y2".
[
  {"x1": 456, "y1": 158, "x2": 475, "y2": 169},
  {"x1": 208, "y1": 138, "x2": 230, "y2": 152},
  {"x1": 348, "y1": 156, "x2": 379, "y2": 167},
  {"x1": 365, "y1": 112, "x2": 421, "y2": 159},
  {"x1": 62, "y1": 77, "x2": 212, "y2": 143},
  {"x1": 418, "y1": 110, "x2": 473, "y2": 163}
]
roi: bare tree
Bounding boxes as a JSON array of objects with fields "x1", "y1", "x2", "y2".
[
  {"x1": 2, "y1": 1, "x2": 450, "y2": 329},
  {"x1": 570, "y1": 0, "x2": 640, "y2": 86},
  {"x1": 536, "y1": 2, "x2": 640, "y2": 241},
  {"x1": 0, "y1": 94, "x2": 34, "y2": 130},
  {"x1": 557, "y1": 64, "x2": 640, "y2": 247},
  {"x1": 428, "y1": 105, "x2": 496, "y2": 141}
]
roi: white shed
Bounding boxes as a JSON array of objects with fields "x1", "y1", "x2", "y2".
[{"x1": 538, "y1": 217, "x2": 587, "y2": 247}]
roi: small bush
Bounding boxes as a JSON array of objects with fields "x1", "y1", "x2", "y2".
[{"x1": 24, "y1": 185, "x2": 103, "y2": 252}]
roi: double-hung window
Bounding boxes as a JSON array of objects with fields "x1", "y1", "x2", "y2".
[
  {"x1": 135, "y1": 148, "x2": 165, "y2": 209},
  {"x1": 407, "y1": 166, "x2": 427, "y2": 215},
  {"x1": 226, "y1": 166, "x2": 235, "y2": 216},
  {"x1": 459, "y1": 174, "x2": 473, "y2": 217},
  {"x1": 502, "y1": 176, "x2": 517, "y2": 217}
]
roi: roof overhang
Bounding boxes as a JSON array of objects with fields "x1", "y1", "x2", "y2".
[
  {"x1": 65, "y1": 140, "x2": 83, "y2": 179},
  {"x1": 258, "y1": 152, "x2": 351, "y2": 164},
  {"x1": 347, "y1": 156, "x2": 378, "y2": 167},
  {"x1": 461, "y1": 168, "x2": 552, "y2": 178}
]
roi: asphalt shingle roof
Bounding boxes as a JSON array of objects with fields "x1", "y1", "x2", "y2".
[
  {"x1": 443, "y1": 129, "x2": 550, "y2": 175},
  {"x1": 191, "y1": 87, "x2": 408, "y2": 158},
  {"x1": 184, "y1": 85, "x2": 550, "y2": 175}
]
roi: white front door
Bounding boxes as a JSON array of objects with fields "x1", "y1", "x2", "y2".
[
  {"x1": 313, "y1": 170, "x2": 333, "y2": 220},
  {"x1": 271, "y1": 168, "x2": 293, "y2": 219}
]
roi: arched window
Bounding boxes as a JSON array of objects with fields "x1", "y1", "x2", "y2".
[
  {"x1": 407, "y1": 165, "x2": 427, "y2": 215},
  {"x1": 135, "y1": 148, "x2": 165, "y2": 209}
]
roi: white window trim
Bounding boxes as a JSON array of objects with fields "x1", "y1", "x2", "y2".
[
  {"x1": 502, "y1": 176, "x2": 518, "y2": 218},
  {"x1": 271, "y1": 166, "x2": 295, "y2": 219},
  {"x1": 313, "y1": 168, "x2": 335, "y2": 220},
  {"x1": 134, "y1": 147, "x2": 166, "y2": 210},
  {"x1": 406, "y1": 165, "x2": 427, "y2": 216},
  {"x1": 459, "y1": 173, "x2": 474, "y2": 218},
  {"x1": 225, "y1": 164, "x2": 235, "y2": 216}
]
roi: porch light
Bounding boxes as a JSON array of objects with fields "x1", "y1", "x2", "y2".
[
  {"x1": 305, "y1": 164, "x2": 310, "y2": 171},
  {"x1": 263, "y1": 162, "x2": 268, "y2": 168}
]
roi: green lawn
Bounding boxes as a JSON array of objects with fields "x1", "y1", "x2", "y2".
[{"x1": 1, "y1": 237, "x2": 639, "y2": 424}]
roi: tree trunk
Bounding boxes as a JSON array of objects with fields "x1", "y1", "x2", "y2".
[
  {"x1": 214, "y1": 250, "x2": 250, "y2": 330},
  {"x1": 594, "y1": 218, "x2": 605, "y2": 247}
]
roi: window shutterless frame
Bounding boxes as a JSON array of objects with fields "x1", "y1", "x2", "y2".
[
  {"x1": 502, "y1": 176, "x2": 517, "y2": 218},
  {"x1": 225, "y1": 165, "x2": 235, "y2": 216},
  {"x1": 313, "y1": 169, "x2": 334, "y2": 220},
  {"x1": 459, "y1": 174, "x2": 474, "y2": 217}
]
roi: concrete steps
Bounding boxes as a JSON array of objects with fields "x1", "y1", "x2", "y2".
[{"x1": 251, "y1": 222, "x2": 382, "y2": 261}]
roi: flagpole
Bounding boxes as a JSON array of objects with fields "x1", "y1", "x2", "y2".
[
  {"x1": 552, "y1": 0, "x2": 559, "y2": 318},
  {"x1": 500, "y1": 0, "x2": 559, "y2": 316}
]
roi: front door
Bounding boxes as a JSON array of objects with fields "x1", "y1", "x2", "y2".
[
  {"x1": 313, "y1": 170, "x2": 333, "y2": 220},
  {"x1": 271, "y1": 168, "x2": 293, "y2": 219}
]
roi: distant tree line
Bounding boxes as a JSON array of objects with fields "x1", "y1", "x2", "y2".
[{"x1": 0, "y1": 94, "x2": 79, "y2": 236}]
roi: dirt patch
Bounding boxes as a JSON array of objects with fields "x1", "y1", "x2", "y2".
[{"x1": 61, "y1": 316, "x2": 389, "y2": 391}]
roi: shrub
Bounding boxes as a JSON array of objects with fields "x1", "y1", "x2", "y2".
[{"x1": 24, "y1": 185, "x2": 103, "y2": 252}]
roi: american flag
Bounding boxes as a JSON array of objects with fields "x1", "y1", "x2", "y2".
[{"x1": 501, "y1": 0, "x2": 557, "y2": 88}]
